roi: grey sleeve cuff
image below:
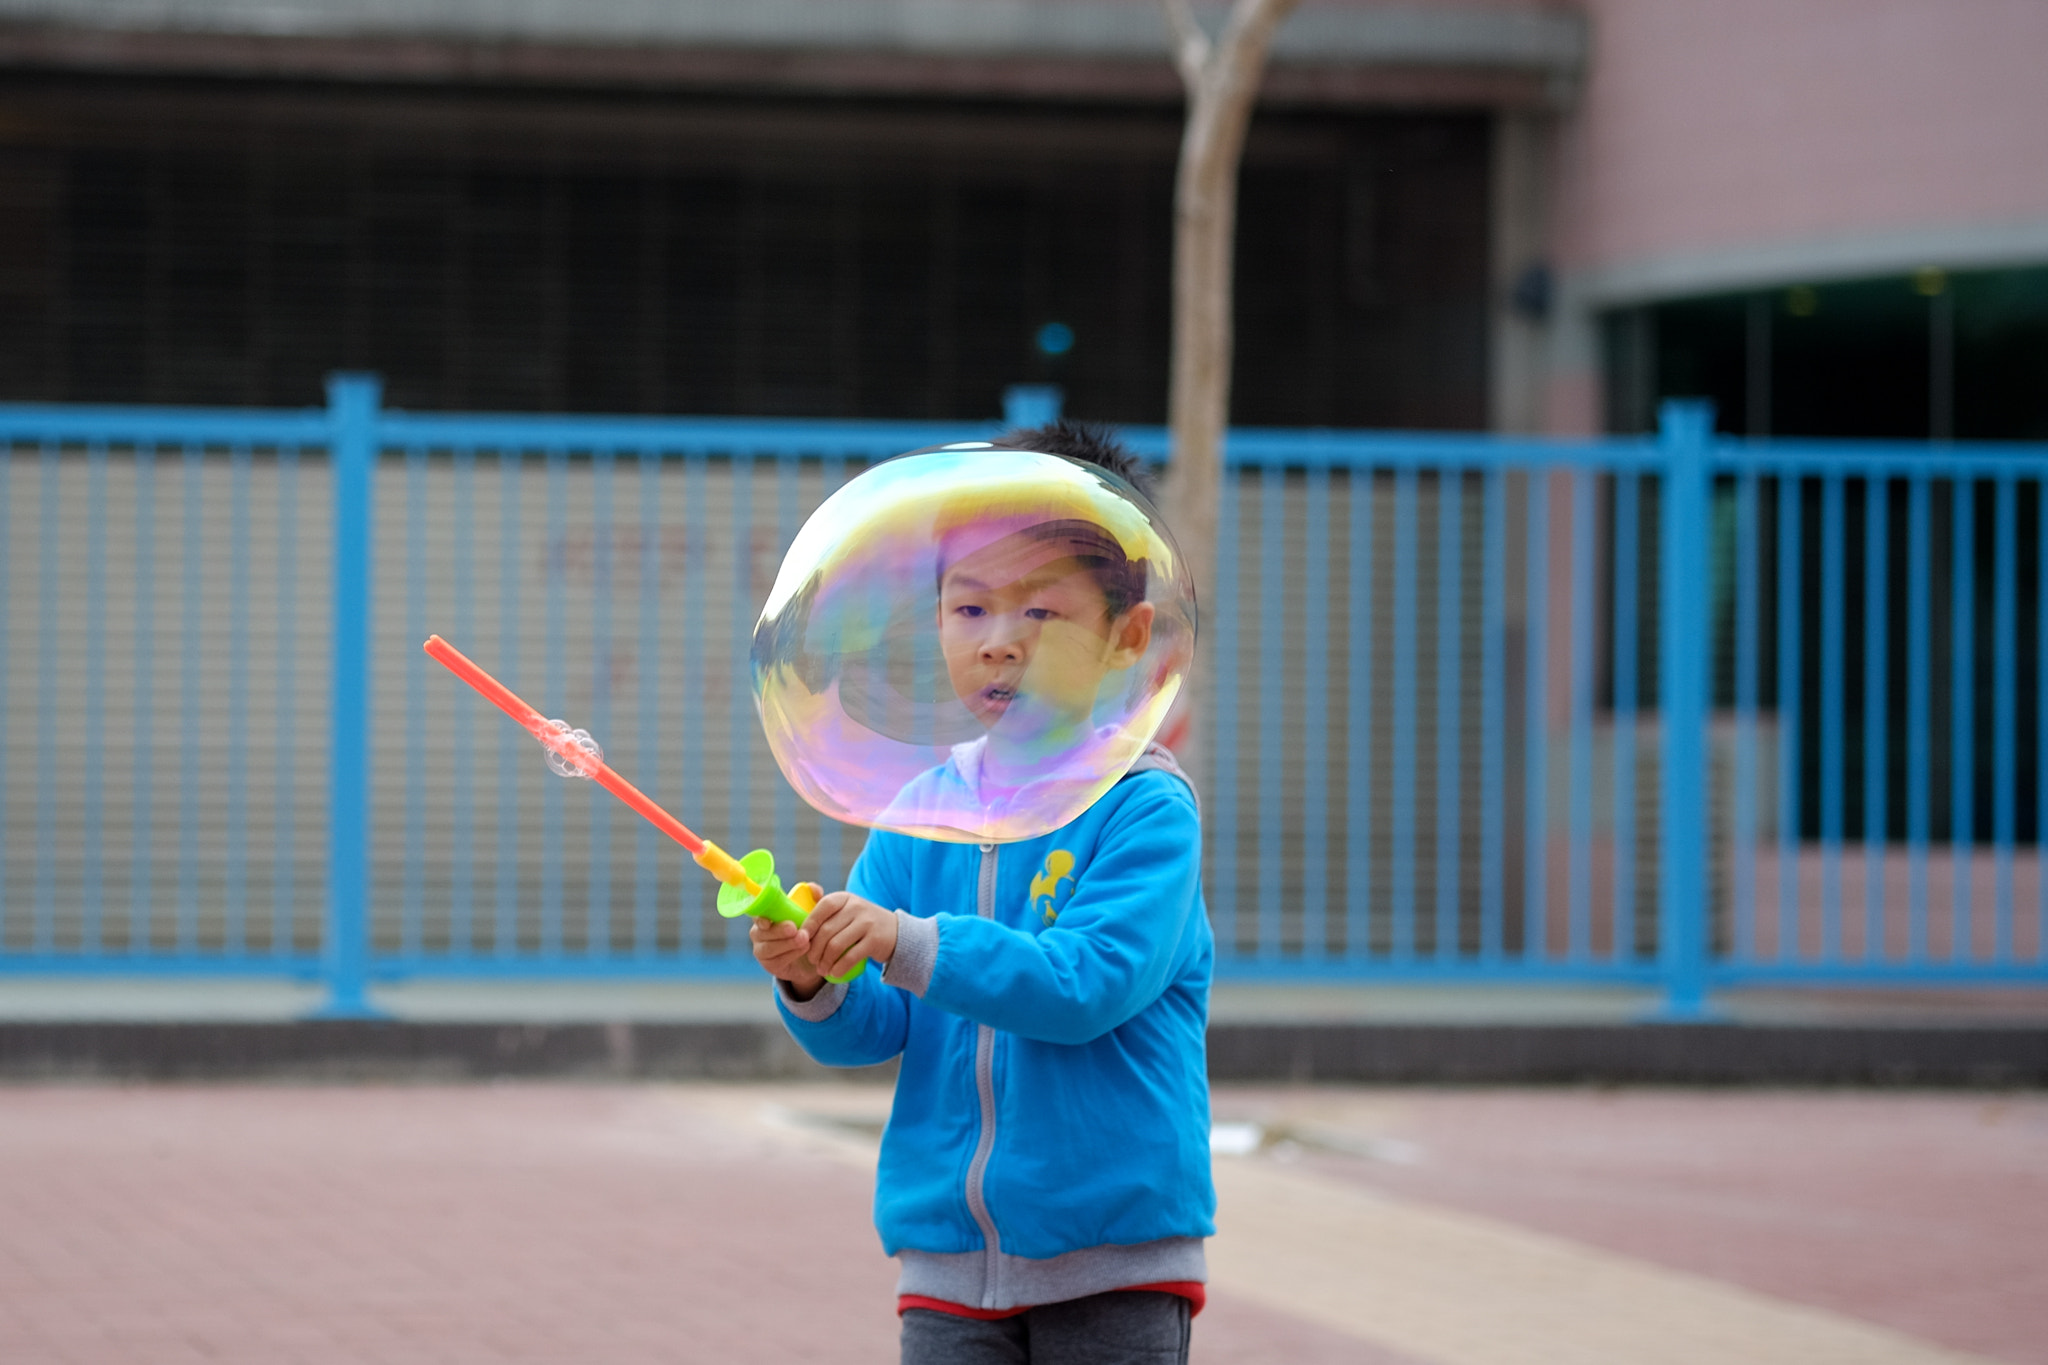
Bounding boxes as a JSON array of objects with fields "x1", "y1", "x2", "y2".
[
  {"x1": 881, "y1": 910, "x2": 937, "y2": 997},
  {"x1": 778, "y1": 976, "x2": 848, "y2": 1022}
]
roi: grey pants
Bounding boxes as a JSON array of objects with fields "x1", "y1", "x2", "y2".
[{"x1": 900, "y1": 1291, "x2": 1191, "y2": 1365}]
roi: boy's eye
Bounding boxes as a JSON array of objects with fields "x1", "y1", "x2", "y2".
[
  {"x1": 953, "y1": 604, "x2": 986, "y2": 618},
  {"x1": 1025, "y1": 607, "x2": 1059, "y2": 621}
]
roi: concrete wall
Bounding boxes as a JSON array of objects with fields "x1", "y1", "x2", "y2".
[{"x1": 0, "y1": 0, "x2": 1585, "y2": 108}]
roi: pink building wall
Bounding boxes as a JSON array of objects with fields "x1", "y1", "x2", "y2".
[{"x1": 1540, "y1": 0, "x2": 2048, "y2": 432}]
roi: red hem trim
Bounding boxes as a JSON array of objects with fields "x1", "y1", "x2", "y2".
[{"x1": 898, "y1": 1283, "x2": 1205, "y2": 1320}]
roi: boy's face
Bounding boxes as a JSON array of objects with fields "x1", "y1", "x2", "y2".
[{"x1": 937, "y1": 530, "x2": 1154, "y2": 752}]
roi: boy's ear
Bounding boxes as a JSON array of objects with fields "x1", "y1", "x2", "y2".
[{"x1": 1105, "y1": 601, "x2": 1155, "y2": 668}]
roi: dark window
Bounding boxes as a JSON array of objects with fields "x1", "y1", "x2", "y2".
[
  {"x1": 1605, "y1": 267, "x2": 2048, "y2": 440},
  {"x1": 1604, "y1": 270, "x2": 2048, "y2": 844},
  {"x1": 0, "y1": 74, "x2": 1491, "y2": 426}
]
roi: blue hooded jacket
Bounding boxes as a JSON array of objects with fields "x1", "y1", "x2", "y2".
[{"x1": 774, "y1": 750, "x2": 1215, "y2": 1311}]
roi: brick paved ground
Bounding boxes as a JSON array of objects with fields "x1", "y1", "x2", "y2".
[
  {"x1": 0, "y1": 1084, "x2": 2036, "y2": 1364},
  {"x1": 1211, "y1": 1088, "x2": 2047, "y2": 1364}
]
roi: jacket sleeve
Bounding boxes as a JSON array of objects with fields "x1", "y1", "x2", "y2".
[
  {"x1": 772, "y1": 832, "x2": 915, "y2": 1067},
  {"x1": 915, "y1": 775, "x2": 1201, "y2": 1046}
]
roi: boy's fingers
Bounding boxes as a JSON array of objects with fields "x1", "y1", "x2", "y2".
[
  {"x1": 751, "y1": 928, "x2": 811, "y2": 967},
  {"x1": 810, "y1": 916, "x2": 853, "y2": 969},
  {"x1": 819, "y1": 922, "x2": 874, "y2": 978},
  {"x1": 750, "y1": 920, "x2": 808, "y2": 952},
  {"x1": 811, "y1": 890, "x2": 855, "y2": 920},
  {"x1": 801, "y1": 914, "x2": 850, "y2": 968}
]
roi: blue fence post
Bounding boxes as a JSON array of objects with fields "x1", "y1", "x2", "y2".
[
  {"x1": 1654, "y1": 400, "x2": 1715, "y2": 1017},
  {"x1": 317, "y1": 373, "x2": 383, "y2": 1017},
  {"x1": 1002, "y1": 384, "x2": 1064, "y2": 428}
]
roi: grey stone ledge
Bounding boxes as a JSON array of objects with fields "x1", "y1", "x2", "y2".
[{"x1": 0, "y1": 0, "x2": 1587, "y2": 75}]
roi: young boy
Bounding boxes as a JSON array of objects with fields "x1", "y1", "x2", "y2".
[{"x1": 752, "y1": 421, "x2": 1214, "y2": 1364}]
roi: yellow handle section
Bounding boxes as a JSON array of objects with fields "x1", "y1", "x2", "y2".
[
  {"x1": 694, "y1": 840, "x2": 762, "y2": 896},
  {"x1": 790, "y1": 881, "x2": 819, "y2": 915}
]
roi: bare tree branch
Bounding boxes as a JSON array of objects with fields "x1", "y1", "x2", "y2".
[
  {"x1": 1160, "y1": 0, "x2": 1211, "y2": 89},
  {"x1": 1159, "y1": 0, "x2": 1299, "y2": 779}
]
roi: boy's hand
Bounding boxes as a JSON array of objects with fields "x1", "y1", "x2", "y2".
[
  {"x1": 803, "y1": 891, "x2": 898, "y2": 983},
  {"x1": 751, "y1": 883, "x2": 826, "y2": 1000}
]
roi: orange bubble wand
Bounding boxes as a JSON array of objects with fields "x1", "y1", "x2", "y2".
[{"x1": 422, "y1": 635, "x2": 860, "y2": 978}]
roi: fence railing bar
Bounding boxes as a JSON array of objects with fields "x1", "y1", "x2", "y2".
[
  {"x1": 1479, "y1": 468, "x2": 1506, "y2": 963},
  {"x1": 83, "y1": 442, "x2": 108, "y2": 953},
  {"x1": 493, "y1": 445, "x2": 523, "y2": 960},
  {"x1": 1993, "y1": 474, "x2": 2017, "y2": 963},
  {"x1": 1733, "y1": 471, "x2": 1760, "y2": 959},
  {"x1": 1776, "y1": 472, "x2": 1803, "y2": 962},
  {"x1": 1214, "y1": 429, "x2": 1653, "y2": 470},
  {"x1": 589, "y1": 446, "x2": 618, "y2": 961},
  {"x1": 1211, "y1": 467, "x2": 1241, "y2": 954},
  {"x1": 403, "y1": 444, "x2": 428, "y2": 962},
  {"x1": 726, "y1": 452, "x2": 757, "y2": 961},
  {"x1": 1820, "y1": 474, "x2": 1845, "y2": 962},
  {"x1": 1302, "y1": 464, "x2": 1330, "y2": 963},
  {"x1": 2040, "y1": 479, "x2": 2048, "y2": 962},
  {"x1": 1655, "y1": 400, "x2": 1713, "y2": 1012},
  {"x1": 177, "y1": 443, "x2": 205, "y2": 956},
  {"x1": 1952, "y1": 478, "x2": 1976, "y2": 961},
  {"x1": 11, "y1": 404, "x2": 2048, "y2": 475},
  {"x1": 818, "y1": 456, "x2": 848, "y2": 892},
  {"x1": 34, "y1": 441, "x2": 60, "y2": 953},
  {"x1": 770, "y1": 457, "x2": 798, "y2": 928},
  {"x1": 1863, "y1": 475, "x2": 1889, "y2": 961},
  {"x1": 0, "y1": 442, "x2": 10, "y2": 946},
  {"x1": 544, "y1": 448, "x2": 577, "y2": 961},
  {"x1": 1391, "y1": 468, "x2": 1419, "y2": 963},
  {"x1": 1908, "y1": 476, "x2": 1932, "y2": 961},
  {"x1": 1709, "y1": 961, "x2": 2048, "y2": 986},
  {"x1": 1258, "y1": 463, "x2": 1286, "y2": 961},
  {"x1": 1523, "y1": 472, "x2": 1549, "y2": 963},
  {"x1": 679, "y1": 453, "x2": 709, "y2": 954},
  {"x1": 633, "y1": 449, "x2": 659, "y2": 958},
  {"x1": 0, "y1": 405, "x2": 331, "y2": 446},
  {"x1": 1713, "y1": 441, "x2": 2048, "y2": 478},
  {"x1": 15, "y1": 386, "x2": 2048, "y2": 990},
  {"x1": 1434, "y1": 471, "x2": 1463, "y2": 963},
  {"x1": 1568, "y1": 469, "x2": 1596, "y2": 963},
  {"x1": 373, "y1": 412, "x2": 1001, "y2": 459},
  {"x1": 451, "y1": 447, "x2": 476, "y2": 958},
  {"x1": 1612, "y1": 470, "x2": 1639, "y2": 964},
  {"x1": 273, "y1": 446, "x2": 299, "y2": 957},
  {"x1": 129, "y1": 445, "x2": 157, "y2": 954},
  {"x1": 541, "y1": 446, "x2": 571, "y2": 963},
  {"x1": 227, "y1": 444, "x2": 252, "y2": 955},
  {"x1": 321, "y1": 376, "x2": 378, "y2": 1012},
  {"x1": 1347, "y1": 469, "x2": 1374, "y2": 961}
]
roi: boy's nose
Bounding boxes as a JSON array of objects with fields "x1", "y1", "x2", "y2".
[{"x1": 979, "y1": 637, "x2": 1025, "y2": 665}]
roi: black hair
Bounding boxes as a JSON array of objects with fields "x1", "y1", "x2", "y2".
[
  {"x1": 972, "y1": 419, "x2": 1154, "y2": 620},
  {"x1": 991, "y1": 418, "x2": 1156, "y2": 501},
  {"x1": 1017, "y1": 519, "x2": 1147, "y2": 620}
]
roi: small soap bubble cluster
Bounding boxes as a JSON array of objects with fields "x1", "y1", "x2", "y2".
[
  {"x1": 542, "y1": 719, "x2": 603, "y2": 778},
  {"x1": 751, "y1": 444, "x2": 1195, "y2": 845}
]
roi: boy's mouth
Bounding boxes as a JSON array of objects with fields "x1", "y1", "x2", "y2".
[{"x1": 974, "y1": 681, "x2": 1025, "y2": 722}]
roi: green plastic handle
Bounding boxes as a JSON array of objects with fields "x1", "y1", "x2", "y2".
[{"x1": 715, "y1": 847, "x2": 866, "y2": 983}]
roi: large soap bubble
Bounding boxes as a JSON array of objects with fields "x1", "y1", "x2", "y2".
[{"x1": 753, "y1": 443, "x2": 1197, "y2": 844}]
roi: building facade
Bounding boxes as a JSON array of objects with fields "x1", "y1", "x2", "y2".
[{"x1": 1, "y1": 0, "x2": 2041, "y2": 434}]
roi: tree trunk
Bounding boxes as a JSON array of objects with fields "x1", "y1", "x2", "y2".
[{"x1": 1159, "y1": 0, "x2": 1299, "y2": 787}]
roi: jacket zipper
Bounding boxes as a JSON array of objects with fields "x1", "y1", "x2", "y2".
[{"x1": 964, "y1": 841, "x2": 1002, "y2": 1307}]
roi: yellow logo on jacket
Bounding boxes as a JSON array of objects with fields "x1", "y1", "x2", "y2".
[{"x1": 1030, "y1": 850, "x2": 1077, "y2": 925}]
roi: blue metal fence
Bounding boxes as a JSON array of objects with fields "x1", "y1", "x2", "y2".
[{"x1": 3, "y1": 378, "x2": 2045, "y2": 1013}]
